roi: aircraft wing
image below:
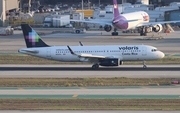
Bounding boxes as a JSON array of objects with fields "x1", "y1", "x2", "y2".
[
  {"x1": 72, "y1": 19, "x2": 139, "y2": 25},
  {"x1": 71, "y1": 19, "x2": 112, "y2": 25},
  {"x1": 67, "y1": 46, "x2": 106, "y2": 59},
  {"x1": 124, "y1": 19, "x2": 140, "y2": 23},
  {"x1": 77, "y1": 53, "x2": 106, "y2": 58},
  {"x1": 136, "y1": 20, "x2": 180, "y2": 27}
]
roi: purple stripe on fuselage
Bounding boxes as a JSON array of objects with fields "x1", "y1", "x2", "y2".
[{"x1": 113, "y1": 16, "x2": 128, "y2": 30}]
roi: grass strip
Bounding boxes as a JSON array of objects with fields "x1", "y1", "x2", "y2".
[
  {"x1": 0, "y1": 78, "x2": 178, "y2": 87},
  {"x1": 0, "y1": 99, "x2": 180, "y2": 110},
  {"x1": 0, "y1": 54, "x2": 179, "y2": 64}
]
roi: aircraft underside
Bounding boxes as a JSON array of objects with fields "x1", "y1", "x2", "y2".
[{"x1": 111, "y1": 24, "x2": 164, "y2": 36}]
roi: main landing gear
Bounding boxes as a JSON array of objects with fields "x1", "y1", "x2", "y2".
[
  {"x1": 92, "y1": 63, "x2": 99, "y2": 69},
  {"x1": 140, "y1": 27, "x2": 147, "y2": 36},
  {"x1": 112, "y1": 28, "x2": 118, "y2": 36},
  {"x1": 143, "y1": 60, "x2": 147, "y2": 69}
]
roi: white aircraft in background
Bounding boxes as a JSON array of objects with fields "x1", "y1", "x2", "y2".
[
  {"x1": 68, "y1": 0, "x2": 180, "y2": 36},
  {"x1": 19, "y1": 24, "x2": 164, "y2": 69}
]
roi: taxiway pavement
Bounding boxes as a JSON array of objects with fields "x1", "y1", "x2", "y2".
[
  {"x1": 0, "y1": 30, "x2": 180, "y2": 54},
  {"x1": 0, "y1": 25, "x2": 179, "y2": 113},
  {"x1": 0, "y1": 65, "x2": 179, "y2": 78},
  {"x1": 0, "y1": 111, "x2": 180, "y2": 113},
  {"x1": 0, "y1": 86, "x2": 180, "y2": 99}
]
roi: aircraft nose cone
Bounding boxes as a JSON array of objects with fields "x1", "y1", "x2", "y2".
[{"x1": 159, "y1": 51, "x2": 165, "y2": 59}]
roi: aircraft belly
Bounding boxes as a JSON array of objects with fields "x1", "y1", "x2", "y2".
[
  {"x1": 122, "y1": 54, "x2": 142, "y2": 61},
  {"x1": 127, "y1": 21, "x2": 140, "y2": 29},
  {"x1": 123, "y1": 13, "x2": 143, "y2": 29},
  {"x1": 62, "y1": 55, "x2": 79, "y2": 62},
  {"x1": 30, "y1": 51, "x2": 47, "y2": 59}
]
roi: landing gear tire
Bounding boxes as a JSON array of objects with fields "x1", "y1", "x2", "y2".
[
  {"x1": 140, "y1": 27, "x2": 147, "y2": 36},
  {"x1": 76, "y1": 30, "x2": 80, "y2": 34},
  {"x1": 144, "y1": 33, "x2": 147, "y2": 36},
  {"x1": 112, "y1": 32, "x2": 118, "y2": 36},
  {"x1": 140, "y1": 32, "x2": 143, "y2": 36},
  {"x1": 143, "y1": 60, "x2": 147, "y2": 69},
  {"x1": 143, "y1": 65, "x2": 147, "y2": 69},
  {"x1": 92, "y1": 64, "x2": 99, "y2": 69},
  {"x1": 140, "y1": 32, "x2": 147, "y2": 36},
  {"x1": 112, "y1": 28, "x2": 118, "y2": 36}
]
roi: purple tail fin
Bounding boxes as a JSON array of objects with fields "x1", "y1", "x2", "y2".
[{"x1": 113, "y1": 0, "x2": 120, "y2": 18}]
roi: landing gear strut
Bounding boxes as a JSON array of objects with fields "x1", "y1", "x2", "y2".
[
  {"x1": 112, "y1": 28, "x2": 118, "y2": 36},
  {"x1": 143, "y1": 60, "x2": 147, "y2": 69},
  {"x1": 140, "y1": 27, "x2": 147, "y2": 36},
  {"x1": 92, "y1": 63, "x2": 99, "y2": 69}
]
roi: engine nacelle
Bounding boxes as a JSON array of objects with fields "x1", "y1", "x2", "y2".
[
  {"x1": 120, "y1": 61, "x2": 123, "y2": 65},
  {"x1": 104, "y1": 25, "x2": 112, "y2": 32},
  {"x1": 152, "y1": 24, "x2": 163, "y2": 33},
  {"x1": 99, "y1": 58, "x2": 119, "y2": 66}
]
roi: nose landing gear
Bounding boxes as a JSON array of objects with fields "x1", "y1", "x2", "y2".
[
  {"x1": 112, "y1": 28, "x2": 118, "y2": 36},
  {"x1": 143, "y1": 60, "x2": 147, "y2": 69}
]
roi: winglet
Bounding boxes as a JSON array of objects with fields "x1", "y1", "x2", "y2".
[
  {"x1": 79, "y1": 41, "x2": 83, "y2": 46},
  {"x1": 67, "y1": 45, "x2": 75, "y2": 55}
]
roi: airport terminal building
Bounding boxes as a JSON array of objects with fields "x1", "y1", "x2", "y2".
[
  {"x1": 1, "y1": 0, "x2": 180, "y2": 26},
  {"x1": 0, "y1": 0, "x2": 19, "y2": 26}
]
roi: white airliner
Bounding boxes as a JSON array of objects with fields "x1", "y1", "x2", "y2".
[
  {"x1": 68, "y1": 0, "x2": 180, "y2": 36},
  {"x1": 19, "y1": 24, "x2": 165, "y2": 69}
]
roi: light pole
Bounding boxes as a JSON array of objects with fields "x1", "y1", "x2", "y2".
[
  {"x1": 5, "y1": 0, "x2": 7, "y2": 25},
  {"x1": 99, "y1": 0, "x2": 100, "y2": 7},
  {"x1": 88, "y1": 0, "x2": 90, "y2": 9},
  {"x1": 122, "y1": 0, "x2": 124, "y2": 14},
  {"x1": 82, "y1": 0, "x2": 84, "y2": 11}
]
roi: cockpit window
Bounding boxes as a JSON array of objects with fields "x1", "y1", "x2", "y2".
[{"x1": 151, "y1": 49, "x2": 157, "y2": 52}]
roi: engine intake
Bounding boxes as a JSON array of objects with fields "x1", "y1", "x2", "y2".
[
  {"x1": 104, "y1": 25, "x2": 112, "y2": 32},
  {"x1": 99, "y1": 58, "x2": 119, "y2": 66},
  {"x1": 152, "y1": 24, "x2": 163, "y2": 33}
]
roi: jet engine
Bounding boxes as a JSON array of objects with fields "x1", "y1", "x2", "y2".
[
  {"x1": 99, "y1": 58, "x2": 120, "y2": 66},
  {"x1": 104, "y1": 25, "x2": 112, "y2": 32},
  {"x1": 120, "y1": 61, "x2": 123, "y2": 65},
  {"x1": 152, "y1": 24, "x2": 163, "y2": 32}
]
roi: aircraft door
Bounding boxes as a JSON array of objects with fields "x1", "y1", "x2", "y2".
[
  {"x1": 142, "y1": 47, "x2": 147, "y2": 56},
  {"x1": 46, "y1": 48, "x2": 51, "y2": 59}
]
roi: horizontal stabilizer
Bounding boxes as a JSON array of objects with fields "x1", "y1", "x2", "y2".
[{"x1": 21, "y1": 50, "x2": 39, "y2": 54}]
